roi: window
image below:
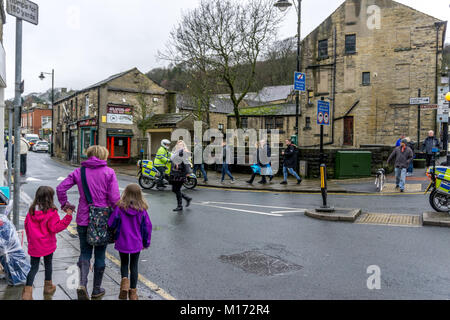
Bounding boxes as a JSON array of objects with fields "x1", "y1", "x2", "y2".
[
  {"x1": 304, "y1": 117, "x2": 311, "y2": 130},
  {"x1": 218, "y1": 123, "x2": 224, "y2": 131},
  {"x1": 345, "y1": 34, "x2": 356, "y2": 54},
  {"x1": 362, "y1": 72, "x2": 370, "y2": 86},
  {"x1": 318, "y1": 39, "x2": 328, "y2": 59},
  {"x1": 265, "y1": 117, "x2": 284, "y2": 130},
  {"x1": 241, "y1": 117, "x2": 248, "y2": 129},
  {"x1": 85, "y1": 95, "x2": 90, "y2": 117},
  {"x1": 42, "y1": 116, "x2": 52, "y2": 126}
]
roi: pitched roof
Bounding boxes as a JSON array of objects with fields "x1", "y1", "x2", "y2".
[
  {"x1": 252, "y1": 85, "x2": 294, "y2": 103},
  {"x1": 177, "y1": 94, "x2": 235, "y2": 114},
  {"x1": 147, "y1": 113, "x2": 192, "y2": 128}
]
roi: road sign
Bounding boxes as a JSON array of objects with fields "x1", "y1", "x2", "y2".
[
  {"x1": 6, "y1": 0, "x2": 39, "y2": 25},
  {"x1": 294, "y1": 72, "x2": 306, "y2": 92},
  {"x1": 410, "y1": 97, "x2": 430, "y2": 105},
  {"x1": 317, "y1": 100, "x2": 330, "y2": 126},
  {"x1": 437, "y1": 113, "x2": 449, "y2": 123},
  {"x1": 420, "y1": 104, "x2": 438, "y2": 110}
]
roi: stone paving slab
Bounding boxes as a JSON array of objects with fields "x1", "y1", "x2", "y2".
[{"x1": 422, "y1": 212, "x2": 450, "y2": 227}]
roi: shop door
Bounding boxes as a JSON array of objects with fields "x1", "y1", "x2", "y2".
[{"x1": 343, "y1": 116, "x2": 354, "y2": 146}]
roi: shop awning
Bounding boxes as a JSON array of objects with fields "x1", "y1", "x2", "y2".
[{"x1": 107, "y1": 129, "x2": 134, "y2": 137}]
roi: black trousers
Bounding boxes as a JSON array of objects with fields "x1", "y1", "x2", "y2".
[
  {"x1": 156, "y1": 166, "x2": 166, "y2": 186},
  {"x1": 20, "y1": 154, "x2": 27, "y2": 175},
  {"x1": 119, "y1": 252, "x2": 140, "y2": 289},
  {"x1": 426, "y1": 154, "x2": 433, "y2": 167},
  {"x1": 171, "y1": 181, "x2": 190, "y2": 206},
  {"x1": 26, "y1": 253, "x2": 53, "y2": 286}
]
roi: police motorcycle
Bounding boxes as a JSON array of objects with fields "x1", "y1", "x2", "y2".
[{"x1": 425, "y1": 148, "x2": 450, "y2": 213}]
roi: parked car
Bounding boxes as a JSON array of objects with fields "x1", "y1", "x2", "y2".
[{"x1": 32, "y1": 141, "x2": 49, "y2": 153}]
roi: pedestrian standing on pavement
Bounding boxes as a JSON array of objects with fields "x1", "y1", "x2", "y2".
[
  {"x1": 421, "y1": 130, "x2": 440, "y2": 169},
  {"x1": 280, "y1": 139, "x2": 302, "y2": 185},
  {"x1": 405, "y1": 137, "x2": 415, "y2": 176},
  {"x1": 221, "y1": 140, "x2": 235, "y2": 183},
  {"x1": 193, "y1": 140, "x2": 208, "y2": 183},
  {"x1": 56, "y1": 145, "x2": 120, "y2": 300},
  {"x1": 20, "y1": 134, "x2": 29, "y2": 176},
  {"x1": 22, "y1": 186, "x2": 73, "y2": 300},
  {"x1": 387, "y1": 139, "x2": 413, "y2": 192},
  {"x1": 108, "y1": 184, "x2": 152, "y2": 300},
  {"x1": 169, "y1": 140, "x2": 193, "y2": 212}
]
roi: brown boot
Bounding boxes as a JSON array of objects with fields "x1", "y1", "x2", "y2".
[
  {"x1": 22, "y1": 286, "x2": 33, "y2": 300},
  {"x1": 128, "y1": 288, "x2": 138, "y2": 300},
  {"x1": 43, "y1": 280, "x2": 56, "y2": 295},
  {"x1": 118, "y1": 278, "x2": 130, "y2": 300}
]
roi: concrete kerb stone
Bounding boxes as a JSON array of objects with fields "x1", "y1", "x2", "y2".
[
  {"x1": 422, "y1": 212, "x2": 450, "y2": 228},
  {"x1": 305, "y1": 208, "x2": 362, "y2": 222}
]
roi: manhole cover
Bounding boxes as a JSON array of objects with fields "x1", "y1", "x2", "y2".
[{"x1": 219, "y1": 251, "x2": 303, "y2": 276}]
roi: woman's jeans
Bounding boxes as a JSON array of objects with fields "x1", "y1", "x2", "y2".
[
  {"x1": 26, "y1": 253, "x2": 53, "y2": 286},
  {"x1": 395, "y1": 168, "x2": 407, "y2": 190},
  {"x1": 193, "y1": 164, "x2": 208, "y2": 181},
  {"x1": 77, "y1": 225, "x2": 106, "y2": 268},
  {"x1": 283, "y1": 166, "x2": 301, "y2": 182},
  {"x1": 221, "y1": 163, "x2": 234, "y2": 181}
]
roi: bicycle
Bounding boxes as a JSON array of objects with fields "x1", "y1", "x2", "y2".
[{"x1": 375, "y1": 168, "x2": 386, "y2": 192}]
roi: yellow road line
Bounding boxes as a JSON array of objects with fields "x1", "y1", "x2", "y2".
[
  {"x1": 65, "y1": 224, "x2": 175, "y2": 300},
  {"x1": 197, "y1": 186, "x2": 425, "y2": 196}
]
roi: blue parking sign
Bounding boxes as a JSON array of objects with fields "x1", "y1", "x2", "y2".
[
  {"x1": 317, "y1": 100, "x2": 330, "y2": 126},
  {"x1": 294, "y1": 72, "x2": 305, "y2": 91}
]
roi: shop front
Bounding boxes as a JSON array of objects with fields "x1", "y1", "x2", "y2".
[
  {"x1": 106, "y1": 128, "x2": 134, "y2": 160},
  {"x1": 79, "y1": 118, "x2": 98, "y2": 159}
]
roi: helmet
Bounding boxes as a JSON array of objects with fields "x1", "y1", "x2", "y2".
[{"x1": 161, "y1": 139, "x2": 171, "y2": 149}]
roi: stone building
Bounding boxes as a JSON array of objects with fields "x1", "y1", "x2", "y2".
[
  {"x1": 53, "y1": 68, "x2": 173, "y2": 163},
  {"x1": 293, "y1": 0, "x2": 447, "y2": 148}
]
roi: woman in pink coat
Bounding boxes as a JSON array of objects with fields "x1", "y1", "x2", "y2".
[
  {"x1": 56, "y1": 145, "x2": 120, "y2": 300},
  {"x1": 23, "y1": 186, "x2": 73, "y2": 300}
]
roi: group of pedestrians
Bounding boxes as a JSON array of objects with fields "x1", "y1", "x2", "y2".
[
  {"x1": 22, "y1": 145, "x2": 152, "y2": 300},
  {"x1": 388, "y1": 130, "x2": 440, "y2": 192}
]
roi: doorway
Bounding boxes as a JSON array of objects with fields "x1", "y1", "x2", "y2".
[{"x1": 344, "y1": 116, "x2": 354, "y2": 146}]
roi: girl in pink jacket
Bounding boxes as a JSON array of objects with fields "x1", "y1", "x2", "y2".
[{"x1": 22, "y1": 186, "x2": 73, "y2": 300}]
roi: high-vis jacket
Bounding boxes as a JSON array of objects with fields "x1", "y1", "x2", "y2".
[{"x1": 154, "y1": 146, "x2": 171, "y2": 167}]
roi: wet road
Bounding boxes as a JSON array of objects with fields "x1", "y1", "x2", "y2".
[{"x1": 17, "y1": 152, "x2": 450, "y2": 299}]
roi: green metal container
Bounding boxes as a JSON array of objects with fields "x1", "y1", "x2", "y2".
[{"x1": 335, "y1": 151, "x2": 372, "y2": 179}]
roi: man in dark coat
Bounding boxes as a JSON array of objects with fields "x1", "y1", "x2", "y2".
[
  {"x1": 387, "y1": 139, "x2": 413, "y2": 192},
  {"x1": 280, "y1": 139, "x2": 302, "y2": 185},
  {"x1": 421, "y1": 130, "x2": 440, "y2": 168}
]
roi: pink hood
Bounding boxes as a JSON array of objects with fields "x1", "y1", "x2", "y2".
[{"x1": 24, "y1": 208, "x2": 72, "y2": 258}]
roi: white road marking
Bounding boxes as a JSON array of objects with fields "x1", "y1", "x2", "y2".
[
  {"x1": 200, "y1": 201, "x2": 299, "y2": 210},
  {"x1": 193, "y1": 202, "x2": 283, "y2": 217},
  {"x1": 270, "y1": 210, "x2": 306, "y2": 214},
  {"x1": 57, "y1": 177, "x2": 65, "y2": 181},
  {"x1": 26, "y1": 177, "x2": 41, "y2": 182}
]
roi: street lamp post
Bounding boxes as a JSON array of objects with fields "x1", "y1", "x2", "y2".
[
  {"x1": 39, "y1": 69, "x2": 54, "y2": 156},
  {"x1": 274, "y1": 0, "x2": 301, "y2": 141}
]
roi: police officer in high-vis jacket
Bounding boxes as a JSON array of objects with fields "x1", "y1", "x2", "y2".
[{"x1": 154, "y1": 139, "x2": 171, "y2": 188}]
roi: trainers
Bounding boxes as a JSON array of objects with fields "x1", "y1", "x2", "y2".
[
  {"x1": 231, "y1": 179, "x2": 235, "y2": 184},
  {"x1": 297, "y1": 179, "x2": 302, "y2": 185},
  {"x1": 395, "y1": 185, "x2": 399, "y2": 189},
  {"x1": 280, "y1": 181, "x2": 287, "y2": 185},
  {"x1": 400, "y1": 189, "x2": 404, "y2": 193},
  {"x1": 246, "y1": 180, "x2": 253, "y2": 184}
]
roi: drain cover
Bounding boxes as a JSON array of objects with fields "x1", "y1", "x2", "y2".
[
  {"x1": 219, "y1": 251, "x2": 303, "y2": 276},
  {"x1": 357, "y1": 213, "x2": 421, "y2": 227}
]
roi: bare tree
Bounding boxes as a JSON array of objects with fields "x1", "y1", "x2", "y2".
[
  {"x1": 134, "y1": 84, "x2": 157, "y2": 138},
  {"x1": 161, "y1": 0, "x2": 283, "y2": 128}
]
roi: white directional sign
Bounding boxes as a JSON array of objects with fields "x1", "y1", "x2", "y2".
[
  {"x1": 410, "y1": 97, "x2": 430, "y2": 105},
  {"x1": 6, "y1": 0, "x2": 39, "y2": 25}
]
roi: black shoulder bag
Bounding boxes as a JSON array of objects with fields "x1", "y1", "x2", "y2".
[{"x1": 80, "y1": 166, "x2": 114, "y2": 246}]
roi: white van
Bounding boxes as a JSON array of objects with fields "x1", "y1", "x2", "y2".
[{"x1": 24, "y1": 134, "x2": 39, "y2": 142}]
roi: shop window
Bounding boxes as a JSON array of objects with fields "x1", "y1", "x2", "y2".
[
  {"x1": 107, "y1": 136, "x2": 131, "y2": 159},
  {"x1": 82, "y1": 129, "x2": 91, "y2": 156}
]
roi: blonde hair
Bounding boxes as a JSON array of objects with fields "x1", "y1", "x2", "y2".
[
  {"x1": 173, "y1": 140, "x2": 188, "y2": 153},
  {"x1": 86, "y1": 145, "x2": 109, "y2": 160},
  {"x1": 116, "y1": 184, "x2": 148, "y2": 211}
]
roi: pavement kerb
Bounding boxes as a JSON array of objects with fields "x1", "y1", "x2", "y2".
[{"x1": 304, "y1": 208, "x2": 362, "y2": 222}]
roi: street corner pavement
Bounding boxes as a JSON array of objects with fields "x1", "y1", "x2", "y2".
[
  {"x1": 422, "y1": 211, "x2": 450, "y2": 227},
  {"x1": 305, "y1": 208, "x2": 362, "y2": 222}
]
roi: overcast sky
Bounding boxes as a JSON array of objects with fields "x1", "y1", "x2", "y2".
[{"x1": 2, "y1": 0, "x2": 449, "y2": 99}]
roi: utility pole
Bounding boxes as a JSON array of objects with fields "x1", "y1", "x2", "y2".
[
  {"x1": 12, "y1": 18, "x2": 22, "y2": 229},
  {"x1": 417, "y1": 88, "x2": 421, "y2": 149}
]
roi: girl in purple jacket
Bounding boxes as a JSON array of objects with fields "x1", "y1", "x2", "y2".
[{"x1": 108, "y1": 183, "x2": 152, "y2": 300}]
